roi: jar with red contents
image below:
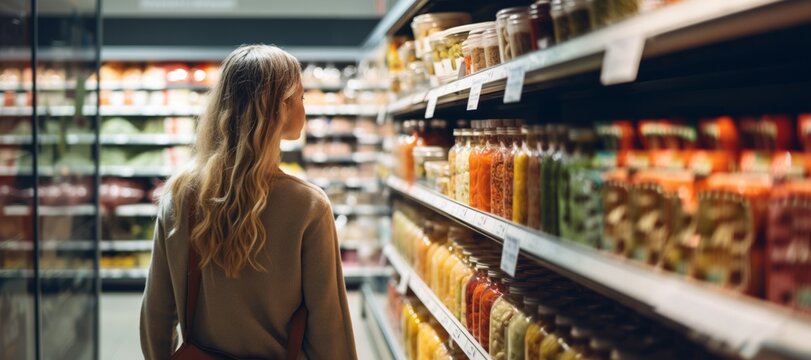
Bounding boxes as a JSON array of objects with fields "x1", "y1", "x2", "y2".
[
  {"x1": 767, "y1": 180, "x2": 811, "y2": 313},
  {"x1": 478, "y1": 270, "x2": 508, "y2": 349},
  {"x1": 470, "y1": 265, "x2": 498, "y2": 341},
  {"x1": 529, "y1": 0, "x2": 556, "y2": 50},
  {"x1": 464, "y1": 257, "x2": 496, "y2": 333}
]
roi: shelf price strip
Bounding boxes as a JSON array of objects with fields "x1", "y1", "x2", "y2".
[{"x1": 384, "y1": 246, "x2": 490, "y2": 360}]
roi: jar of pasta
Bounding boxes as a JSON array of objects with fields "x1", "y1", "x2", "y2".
[{"x1": 496, "y1": 7, "x2": 529, "y2": 62}]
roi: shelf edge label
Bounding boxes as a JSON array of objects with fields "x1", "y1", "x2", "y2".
[
  {"x1": 601, "y1": 36, "x2": 646, "y2": 86},
  {"x1": 501, "y1": 229, "x2": 521, "y2": 277},
  {"x1": 467, "y1": 79, "x2": 484, "y2": 111},
  {"x1": 425, "y1": 92, "x2": 438, "y2": 119},
  {"x1": 503, "y1": 65, "x2": 526, "y2": 104}
]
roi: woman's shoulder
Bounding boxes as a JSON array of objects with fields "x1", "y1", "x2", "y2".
[{"x1": 272, "y1": 172, "x2": 331, "y2": 212}]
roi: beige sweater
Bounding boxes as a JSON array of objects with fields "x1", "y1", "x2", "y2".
[{"x1": 140, "y1": 173, "x2": 358, "y2": 360}]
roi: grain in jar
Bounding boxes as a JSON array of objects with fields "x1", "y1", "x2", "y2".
[
  {"x1": 438, "y1": 22, "x2": 497, "y2": 82},
  {"x1": 513, "y1": 126, "x2": 532, "y2": 225},
  {"x1": 482, "y1": 27, "x2": 501, "y2": 68},
  {"x1": 529, "y1": 0, "x2": 556, "y2": 50},
  {"x1": 467, "y1": 30, "x2": 487, "y2": 74},
  {"x1": 496, "y1": 7, "x2": 529, "y2": 62},
  {"x1": 507, "y1": 12, "x2": 536, "y2": 58}
]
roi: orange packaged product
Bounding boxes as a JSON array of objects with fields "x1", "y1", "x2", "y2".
[
  {"x1": 476, "y1": 121, "x2": 500, "y2": 213},
  {"x1": 767, "y1": 180, "x2": 811, "y2": 314},
  {"x1": 470, "y1": 121, "x2": 486, "y2": 208},
  {"x1": 694, "y1": 173, "x2": 772, "y2": 296},
  {"x1": 699, "y1": 116, "x2": 739, "y2": 152},
  {"x1": 491, "y1": 127, "x2": 510, "y2": 218}
]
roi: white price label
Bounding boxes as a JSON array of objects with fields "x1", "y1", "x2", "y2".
[
  {"x1": 601, "y1": 36, "x2": 646, "y2": 85},
  {"x1": 503, "y1": 66, "x2": 526, "y2": 103},
  {"x1": 425, "y1": 94, "x2": 438, "y2": 119},
  {"x1": 376, "y1": 108, "x2": 387, "y2": 125},
  {"x1": 464, "y1": 339, "x2": 477, "y2": 358},
  {"x1": 467, "y1": 79, "x2": 483, "y2": 111},
  {"x1": 396, "y1": 271, "x2": 410, "y2": 295},
  {"x1": 501, "y1": 230, "x2": 521, "y2": 277}
]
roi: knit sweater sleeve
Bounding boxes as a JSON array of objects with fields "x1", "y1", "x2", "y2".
[
  {"x1": 300, "y1": 200, "x2": 358, "y2": 360},
  {"x1": 140, "y1": 200, "x2": 179, "y2": 359}
]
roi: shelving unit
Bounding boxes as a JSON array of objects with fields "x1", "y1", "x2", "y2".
[
  {"x1": 387, "y1": 176, "x2": 811, "y2": 359},
  {"x1": 383, "y1": 244, "x2": 490, "y2": 360},
  {"x1": 361, "y1": 283, "x2": 408, "y2": 360}
]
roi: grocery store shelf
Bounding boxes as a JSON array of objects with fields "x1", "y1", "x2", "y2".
[
  {"x1": 3, "y1": 204, "x2": 96, "y2": 217},
  {"x1": 386, "y1": 176, "x2": 811, "y2": 359},
  {"x1": 101, "y1": 166, "x2": 172, "y2": 177},
  {"x1": 114, "y1": 204, "x2": 158, "y2": 217},
  {"x1": 100, "y1": 268, "x2": 149, "y2": 279},
  {"x1": 362, "y1": 0, "x2": 426, "y2": 48},
  {"x1": 344, "y1": 266, "x2": 394, "y2": 285},
  {"x1": 305, "y1": 105, "x2": 381, "y2": 117},
  {"x1": 303, "y1": 152, "x2": 378, "y2": 164},
  {"x1": 306, "y1": 131, "x2": 382, "y2": 144},
  {"x1": 101, "y1": 45, "x2": 363, "y2": 62},
  {"x1": 310, "y1": 177, "x2": 380, "y2": 190},
  {"x1": 0, "y1": 268, "x2": 95, "y2": 279},
  {"x1": 100, "y1": 134, "x2": 195, "y2": 145},
  {"x1": 361, "y1": 283, "x2": 408, "y2": 360},
  {"x1": 383, "y1": 245, "x2": 489, "y2": 360},
  {"x1": 0, "y1": 240, "x2": 95, "y2": 251},
  {"x1": 333, "y1": 204, "x2": 391, "y2": 217},
  {"x1": 100, "y1": 240, "x2": 153, "y2": 252},
  {"x1": 339, "y1": 240, "x2": 381, "y2": 251},
  {"x1": 385, "y1": 0, "x2": 811, "y2": 118}
]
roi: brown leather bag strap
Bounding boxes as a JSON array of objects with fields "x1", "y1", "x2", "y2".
[{"x1": 184, "y1": 198, "x2": 202, "y2": 344}]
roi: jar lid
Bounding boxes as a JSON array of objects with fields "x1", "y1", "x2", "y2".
[
  {"x1": 412, "y1": 12, "x2": 472, "y2": 25},
  {"x1": 496, "y1": 6, "x2": 529, "y2": 19},
  {"x1": 443, "y1": 21, "x2": 496, "y2": 37}
]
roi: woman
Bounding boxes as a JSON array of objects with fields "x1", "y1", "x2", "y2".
[{"x1": 140, "y1": 45, "x2": 357, "y2": 359}]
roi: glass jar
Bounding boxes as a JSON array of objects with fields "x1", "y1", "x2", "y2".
[
  {"x1": 456, "y1": 128, "x2": 473, "y2": 204},
  {"x1": 564, "y1": 0, "x2": 595, "y2": 39},
  {"x1": 513, "y1": 126, "x2": 532, "y2": 225},
  {"x1": 496, "y1": 7, "x2": 529, "y2": 62},
  {"x1": 491, "y1": 127, "x2": 510, "y2": 218},
  {"x1": 529, "y1": 0, "x2": 556, "y2": 50},
  {"x1": 525, "y1": 301, "x2": 559, "y2": 360},
  {"x1": 527, "y1": 126, "x2": 544, "y2": 229},
  {"x1": 507, "y1": 296, "x2": 540, "y2": 360},
  {"x1": 464, "y1": 261, "x2": 490, "y2": 332},
  {"x1": 489, "y1": 285, "x2": 530, "y2": 359},
  {"x1": 468, "y1": 30, "x2": 487, "y2": 74},
  {"x1": 610, "y1": 0, "x2": 641, "y2": 22},
  {"x1": 462, "y1": 39, "x2": 473, "y2": 76},
  {"x1": 507, "y1": 12, "x2": 536, "y2": 58},
  {"x1": 767, "y1": 180, "x2": 811, "y2": 314},
  {"x1": 482, "y1": 27, "x2": 501, "y2": 68},
  {"x1": 542, "y1": 125, "x2": 568, "y2": 235},
  {"x1": 551, "y1": 0, "x2": 570, "y2": 43},
  {"x1": 478, "y1": 270, "x2": 507, "y2": 350},
  {"x1": 476, "y1": 122, "x2": 500, "y2": 213},
  {"x1": 413, "y1": 146, "x2": 446, "y2": 182},
  {"x1": 448, "y1": 129, "x2": 462, "y2": 197},
  {"x1": 558, "y1": 128, "x2": 601, "y2": 247},
  {"x1": 503, "y1": 127, "x2": 522, "y2": 221},
  {"x1": 450, "y1": 248, "x2": 476, "y2": 319},
  {"x1": 469, "y1": 120, "x2": 485, "y2": 208},
  {"x1": 411, "y1": 12, "x2": 472, "y2": 58},
  {"x1": 539, "y1": 315, "x2": 573, "y2": 359}
]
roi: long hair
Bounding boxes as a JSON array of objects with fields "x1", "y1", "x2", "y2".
[{"x1": 166, "y1": 45, "x2": 301, "y2": 278}]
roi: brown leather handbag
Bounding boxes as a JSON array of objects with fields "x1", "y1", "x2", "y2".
[{"x1": 171, "y1": 204, "x2": 307, "y2": 360}]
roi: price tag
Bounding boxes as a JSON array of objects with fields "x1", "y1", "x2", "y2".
[
  {"x1": 494, "y1": 221, "x2": 508, "y2": 238},
  {"x1": 376, "y1": 108, "x2": 387, "y2": 125},
  {"x1": 457, "y1": 60, "x2": 467, "y2": 80},
  {"x1": 601, "y1": 36, "x2": 646, "y2": 85},
  {"x1": 396, "y1": 271, "x2": 410, "y2": 295},
  {"x1": 501, "y1": 229, "x2": 521, "y2": 277},
  {"x1": 466, "y1": 79, "x2": 483, "y2": 111},
  {"x1": 425, "y1": 93, "x2": 438, "y2": 119},
  {"x1": 464, "y1": 339, "x2": 477, "y2": 358},
  {"x1": 503, "y1": 66, "x2": 526, "y2": 104}
]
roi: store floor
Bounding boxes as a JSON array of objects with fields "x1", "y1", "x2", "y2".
[{"x1": 101, "y1": 291, "x2": 376, "y2": 359}]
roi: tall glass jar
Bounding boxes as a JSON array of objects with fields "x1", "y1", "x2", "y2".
[
  {"x1": 527, "y1": 126, "x2": 544, "y2": 229},
  {"x1": 464, "y1": 261, "x2": 491, "y2": 332},
  {"x1": 491, "y1": 127, "x2": 510, "y2": 218},
  {"x1": 558, "y1": 128, "x2": 601, "y2": 247},
  {"x1": 541, "y1": 125, "x2": 568, "y2": 235},
  {"x1": 477, "y1": 121, "x2": 501, "y2": 213},
  {"x1": 529, "y1": 0, "x2": 556, "y2": 50},
  {"x1": 513, "y1": 126, "x2": 532, "y2": 225},
  {"x1": 503, "y1": 127, "x2": 521, "y2": 221},
  {"x1": 507, "y1": 296, "x2": 540, "y2": 360},
  {"x1": 496, "y1": 7, "x2": 530, "y2": 62},
  {"x1": 425, "y1": 221, "x2": 449, "y2": 288},
  {"x1": 489, "y1": 285, "x2": 531, "y2": 359},
  {"x1": 469, "y1": 120, "x2": 486, "y2": 208},
  {"x1": 525, "y1": 301, "x2": 559, "y2": 360},
  {"x1": 564, "y1": 0, "x2": 595, "y2": 39},
  {"x1": 467, "y1": 30, "x2": 487, "y2": 74},
  {"x1": 448, "y1": 129, "x2": 462, "y2": 199},
  {"x1": 482, "y1": 27, "x2": 502, "y2": 68},
  {"x1": 507, "y1": 12, "x2": 536, "y2": 58},
  {"x1": 551, "y1": 0, "x2": 570, "y2": 43},
  {"x1": 478, "y1": 270, "x2": 507, "y2": 350},
  {"x1": 455, "y1": 128, "x2": 473, "y2": 204}
]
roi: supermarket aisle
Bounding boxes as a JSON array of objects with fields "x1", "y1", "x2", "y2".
[{"x1": 101, "y1": 291, "x2": 375, "y2": 359}]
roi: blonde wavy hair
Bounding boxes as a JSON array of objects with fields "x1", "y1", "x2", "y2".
[{"x1": 166, "y1": 45, "x2": 301, "y2": 278}]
